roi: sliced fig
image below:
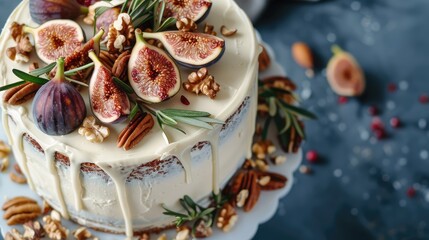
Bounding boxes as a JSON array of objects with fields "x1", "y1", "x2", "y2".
[
  {"x1": 163, "y1": 0, "x2": 212, "y2": 23},
  {"x1": 50, "y1": 29, "x2": 104, "y2": 83},
  {"x1": 142, "y1": 31, "x2": 225, "y2": 68},
  {"x1": 29, "y1": 0, "x2": 89, "y2": 24},
  {"x1": 326, "y1": 45, "x2": 366, "y2": 96},
  {"x1": 24, "y1": 19, "x2": 84, "y2": 64},
  {"x1": 88, "y1": 51, "x2": 130, "y2": 123},
  {"x1": 129, "y1": 29, "x2": 181, "y2": 103},
  {"x1": 32, "y1": 58, "x2": 86, "y2": 136}
]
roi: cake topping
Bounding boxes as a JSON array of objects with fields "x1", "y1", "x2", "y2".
[
  {"x1": 107, "y1": 13, "x2": 135, "y2": 53},
  {"x1": 78, "y1": 116, "x2": 111, "y2": 143},
  {"x1": 220, "y1": 25, "x2": 237, "y2": 37},
  {"x1": 29, "y1": 0, "x2": 88, "y2": 24},
  {"x1": 7, "y1": 22, "x2": 33, "y2": 63},
  {"x1": 203, "y1": 23, "x2": 217, "y2": 36},
  {"x1": 176, "y1": 17, "x2": 197, "y2": 32},
  {"x1": 23, "y1": 19, "x2": 84, "y2": 64},
  {"x1": 117, "y1": 112, "x2": 154, "y2": 150},
  {"x1": 163, "y1": 0, "x2": 212, "y2": 23},
  {"x1": 183, "y1": 67, "x2": 220, "y2": 99}
]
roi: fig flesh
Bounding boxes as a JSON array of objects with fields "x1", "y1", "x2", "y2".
[
  {"x1": 88, "y1": 51, "x2": 131, "y2": 123},
  {"x1": 50, "y1": 29, "x2": 104, "y2": 83},
  {"x1": 29, "y1": 0, "x2": 88, "y2": 24},
  {"x1": 32, "y1": 58, "x2": 86, "y2": 136},
  {"x1": 163, "y1": 0, "x2": 212, "y2": 23},
  {"x1": 326, "y1": 45, "x2": 365, "y2": 96},
  {"x1": 142, "y1": 31, "x2": 225, "y2": 68},
  {"x1": 129, "y1": 29, "x2": 181, "y2": 103},
  {"x1": 24, "y1": 19, "x2": 85, "y2": 64}
]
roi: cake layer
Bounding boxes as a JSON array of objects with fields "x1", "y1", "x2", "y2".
[{"x1": 0, "y1": 0, "x2": 259, "y2": 237}]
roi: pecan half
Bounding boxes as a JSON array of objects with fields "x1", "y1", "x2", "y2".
[
  {"x1": 117, "y1": 112, "x2": 154, "y2": 150},
  {"x1": 3, "y1": 82, "x2": 41, "y2": 105},
  {"x1": 258, "y1": 171, "x2": 287, "y2": 190},
  {"x1": 2, "y1": 196, "x2": 41, "y2": 225},
  {"x1": 228, "y1": 170, "x2": 260, "y2": 212},
  {"x1": 112, "y1": 50, "x2": 130, "y2": 80}
]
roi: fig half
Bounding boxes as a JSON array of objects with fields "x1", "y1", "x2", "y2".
[
  {"x1": 142, "y1": 31, "x2": 225, "y2": 68},
  {"x1": 163, "y1": 0, "x2": 212, "y2": 23},
  {"x1": 129, "y1": 29, "x2": 181, "y2": 103},
  {"x1": 24, "y1": 19, "x2": 84, "y2": 64},
  {"x1": 88, "y1": 51, "x2": 131, "y2": 123},
  {"x1": 326, "y1": 45, "x2": 366, "y2": 96}
]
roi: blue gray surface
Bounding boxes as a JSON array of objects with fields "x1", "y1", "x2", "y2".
[{"x1": 1, "y1": 1, "x2": 429, "y2": 240}]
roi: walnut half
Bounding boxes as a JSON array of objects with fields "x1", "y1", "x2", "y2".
[{"x1": 183, "y1": 68, "x2": 220, "y2": 99}]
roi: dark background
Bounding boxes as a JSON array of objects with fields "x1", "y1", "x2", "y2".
[{"x1": 1, "y1": 0, "x2": 429, "y2": 239}]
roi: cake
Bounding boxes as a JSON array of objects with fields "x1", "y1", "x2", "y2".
[{"x1": 0, "y1": 0, "x2": 259, "y2": 237}]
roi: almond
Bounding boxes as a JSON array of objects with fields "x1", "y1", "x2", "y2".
[{"x1": 292, "y1": 42, "x2": 314, "y2": 69}]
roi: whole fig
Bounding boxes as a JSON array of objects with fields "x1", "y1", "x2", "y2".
[
  {"x1": 32, "y1": 58, "x2": 87, "y2": 136},
  {"x1": 30, "y1": 0, "x2": 88, "y2": 24}
]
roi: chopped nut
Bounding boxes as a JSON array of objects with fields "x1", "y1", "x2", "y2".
[
  {"x1": 5, "y1": 228, "x2": 24, "y2": 240},
  {"x1": 157, "y1": 234, "x2": 167, "y2": 240},
  {"x1": 73, "y1": 227, "x2": 96, "y2": 240},
  {"x1": 50, "y1": 210, "x2": 61, "y2": 222},
  {"x1": 23, "y1": 221, "x2": 45, "y2": 239},
  {"x1": 236, "y1": 189, "x2": 249, "y2": 208},
  {"x1": 117, "y1": 112, "x2": 154, "y2": 150},
  {"x1": 0, "y1": 141, "x2": 10, "y2": 172},
  {"x1": 43, "y1": 214, "x2": 68, "y2": 240},
  {"x1": 9, "y1": 172, "x2": 27, "y2": 184},
  {"x1": 216, "y1": 203, "x2": 238, "y2": 232},
  {"x1": 299, "y1": 165, "x2": 312, "y2": 174},
  {"x1": 107, "y1": 13, "x2": 135, "y2": 53},
  {"x1": 204, "y1": 23, "x2": 217, "y2": 35},
  {"x1": 258, "y1": 45, "x2": 271, "y2": 71},
  {"x1": 6, "y1": 47, "x2": 17, "y2": 61},
  {"x1": 252, "y1": 140, "x2": 275, "y2": 159},
  {"x1": 194, "y1": 219, "x2": 213, "y2": 238},
  {"x1": 220, "y1": 25, "x2": 237, "y2": 36},
  {"x1": 255, "y1": 159, "x2": 269, "y2": 172},
  {"x1": 272, "y1": 155, "x2": 287, "y2": 165},
  {"x1": 183, "y1": 68, "x2": 220, "y2": 99},
  {"x1": 10, "y1": 22, "x2": 24, "y2": 42},
  {"x1": 176, "y1": 17, "x2": 197, "y2": 32},
  {"x1": 258, "y1": 175, "x2": 271, "y2": 186},
  {"x1": 78, "y1": 116, "x2": 110, "y2": 143},
  {"x1": 175, "y1": 227, "x2": 190, "y2": 240},
  {"x1": 1, "y1": 157, "x2": 9, "y2": 172},
  {"x1": 138, "y1": 233, "x2": 150, "y2": 240},
  {"x1": 2, "y1": 196, "x2": 41, "y2": 225}
]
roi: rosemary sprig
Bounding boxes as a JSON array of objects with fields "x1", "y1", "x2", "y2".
[
  {"x1": 112, "y1": 77, "x2": 224, "y2": 135},
  {"x1": 258, "y1": 79, "x2": 316, "y2": 144},
  {"x1": 162, "y1": 191, "x2": 227, "y2": 237}
]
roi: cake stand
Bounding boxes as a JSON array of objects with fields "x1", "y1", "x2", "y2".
[{"x1": 0, "y1": 2, "x2": 302, "y2": 237}]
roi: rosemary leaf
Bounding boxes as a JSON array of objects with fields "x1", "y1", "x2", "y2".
[
  {"x1": 95, "y1": 6, "x2": 112, "y2": 19},
  {"x1": 156, "y1": 17, "x2": 176, "y2": 32},
  {"x1": 277, "y1": 100, "x2": 317, "y2": 119},
  {"x1": 161, "y1": 109, "x2": 211, "y2": 118},
  {"x1": 113, "y1": 77, "x2": 134, "y2": 94},
  {"x1": 129, "y1": 103, "x2": 140, "y2": 120},
  {"x1": 122, "y1": 0, "x2": 130, "y2": 12},
  {"x1": 172, "y1": 116, "x2": 213, "y2": 129},
  {"x1": 262, "y1": 117, "x2": 271, "y2": 140},
  {"x1": 279, "y1": 111, "x2": 292, "y2": 134},
  {"x1": 166, "y1": 124, "x2": 187, "y2": 135},
  {"x1": 157, "y1": 111, "x2": 178, "y2": 125},
  {"x1": 198, "y1": 207, "x2": 216, "y2": 218},
  {"x1": 194, "y1": 117, "x2": 224, "y2": 124},
  {"x1": 64, "y1": 62, "x2": 94, "y2": 76},
  {"x1": 12, "y1": 69, "x2": 48, "y2": 85},
  {"x1": 268, "y1": 97, "x2": 277, "y2": 116},
  {"x1": 29, "y1": 62, "x2": 56, "y2": 77},
  {"x1": 0, "y1": 81, "x2": 26, "y2": 92},
  {"x1": 65, "y1": 77, "x2": 89, "y2": 87},
  {"x1": 291, "y1": 115, "x2": 305, "y2": 139}
]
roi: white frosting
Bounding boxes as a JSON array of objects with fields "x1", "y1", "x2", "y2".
[{"x1": 0, "y1": 0, "x2": 259, "y2": 237}]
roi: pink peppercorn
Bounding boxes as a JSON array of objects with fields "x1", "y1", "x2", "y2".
[
  {"x1": 419, "y1": 95, "x2": 429, "y2": 104},
  {"x1": 390, "y1": 117, "x2": 401, "y2": 128},
  {"x1": 338, "y1": 96, "x2": 348, "y2": 104},
  {"x1": 306, "y1": 150, "x2": 319, "y2": 163},
  {"x1": 407, "y1": 187, "x2": 416, "y2": 198},
  {"x1": 368, "y1": 106, "x2": 379, "y2": 116}
]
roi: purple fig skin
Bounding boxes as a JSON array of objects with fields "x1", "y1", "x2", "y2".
[
  {"x1": 32, "y1": 58, "x2": 86, "y2": 136},
  {"x1": 29, "y1": 0, "x2": 88, "y2": 24},
  {"x1": 175, "y1": 44, "x2": 225, "y2": 69}
]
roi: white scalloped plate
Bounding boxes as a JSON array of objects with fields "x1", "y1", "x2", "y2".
[{"x1": 0, "y1": 2, "x2": 302, "y2": 238}]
